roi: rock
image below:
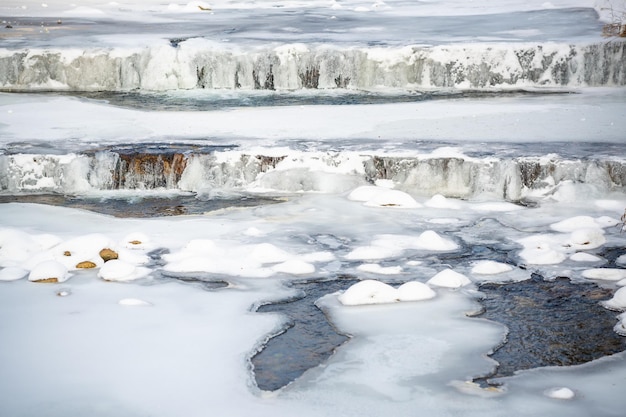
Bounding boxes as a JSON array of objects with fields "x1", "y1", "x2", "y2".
[
  {"x1": 99, "y1": 248, "x2": 119, "y2": 262},
  {"x1": 76, "y1": 261, "x2": 97, "y2": 269},
  {"x1": 63, "y1": 251, "x2": 71, "y2": 256}
]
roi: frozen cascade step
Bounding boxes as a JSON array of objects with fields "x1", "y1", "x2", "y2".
[
  {"x1": 0, "y1": 41, "x2": 625, "y2": 91},
  {"x1": 0, "y1": 149, "x2": 625, "y2": 200}
]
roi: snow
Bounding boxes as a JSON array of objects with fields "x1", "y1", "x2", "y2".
[
  {"x1": 0, "y1": 0, "x2": 625, "y2": 416},
  {"x1": 545, "y1": 387, "x2": 576, "y2": 400},
  {"x1": 28, "y1": 259, "x2": 69, "y2": 282},
  {"x1": 427, "y1": 269, "x2": 473, "y2": 288},
  {"x1": 602, "y1": 287, "x2": 626, "y2": 310}
]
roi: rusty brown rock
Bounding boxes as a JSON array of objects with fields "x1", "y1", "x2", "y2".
[
  {"x1": 63, "y1": 251, "x2": 72, "y2": 256},
  {"x1": 128, "y1": 240, "x2": 142, "y2": 245},
  {"x1": 99, "y1": 248, "x2": 119, "y2": 261},
  {"x1": 32, "y1": 277, "x2": 59, "y2": 283},
  {"x1": 76, "y1": 261, "x2": 97, "y2": 269}
]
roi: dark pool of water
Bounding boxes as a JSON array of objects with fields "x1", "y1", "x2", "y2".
[
  {"x1": 251, "y1": 272, "x2": 626, "y2": 391},
  {"x1": 477, "y1": 273, "x2": 626, "y2": 382},
  {"x1": 252, "y1": 277, "x2": 357, "y2": 391},
  {"x1": 0, "y1": 193, "x2": 285, "y2": 217}
]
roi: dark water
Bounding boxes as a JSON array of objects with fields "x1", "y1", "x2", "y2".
[
  {"x1": 252, "y1": 278, "x2": 357, "y2": 391},
  {"x1": 0, "y1": 193, "x2": 285, "y2": 217},
  {"x1": 250, "y1": 272, "x2": 626, "y2": 391},
  {"x1": 477, "y1": 273, "x2": 626, "y2": 381},
  {"x1": 65, "y1": 89, "x2": 570, "y2": 112}
]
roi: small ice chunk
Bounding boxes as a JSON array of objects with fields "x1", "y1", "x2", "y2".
[
  {"x1": 98, "y1": 260, "x2": 149, "y2": 282},
  {"x1": 357, "y1": 263, "x2": 403, "y2": 275},
  {"x1": 338, "y1": 279, "x2": 398, "y2": 306},
  {"x1": 603, "y1": 287, "x2": 626, "y2": 311},
  {"x1": 272, "y1": 260, "x2": 315, "y2": 275},
  {"x1": 471, "y1": 260, "x2": 513, "y2": 275},
  {"x1": 118, "y1": 298, "x2": 152, "y2": 307},
  {"x1": 0, "y1": 266, "x2": 28, "y2": 281},
  {"x1": 427, "y1": 269, "x2": 471, "y2": 288},
  {"x1": 243, "y1": 227, "x2": 264, "y2": 237},
  {"x1": 28, "y1": 260, "x2": 69, "y2": 283},
  {"x1": 545, "y1": 387, "x2": 575, "y2": 400},
  {"x1": 616, "y1": 254, "x2": 626, "y2": 266},
  {"x1": 570, "y1": 253, "x2": 603, "y2": 262},
  {"x1": 397, "y1": 281, "x2": 436, "y2": 301},
  {"x1": 582, "y1": 268, "x2": 626, "y2": 281}
]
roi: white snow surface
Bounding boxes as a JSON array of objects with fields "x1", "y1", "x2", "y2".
[{"x1": 1, "y1": 0, "x2": 626, "y2": 416}]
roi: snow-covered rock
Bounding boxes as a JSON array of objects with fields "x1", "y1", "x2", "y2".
[
  {"x1": 98, "y1": 260, "x2": 150, "y2": 282},
  {"x1": 338, "y1": 280, "x2": 398, "y2": 306},
  {"x1": 471, "y1": 260, "x2": 513, "y2": 275},
  {"x1": 28, "y1": 260, "x2": 69, "y2": 283},
  {"x1": 397, "y1": 281, "x2": 436, "y2": 301},
  {"x1": 427, "y1": 269, "x2": 472, "y2": 288},
  {"x1": 603, "y1": 287, "x2": 626, "y2": 311}
]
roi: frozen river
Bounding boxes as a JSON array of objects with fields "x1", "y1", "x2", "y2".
[{"x1": 1, "y1": 1, "x2": 626, "y2": 416}]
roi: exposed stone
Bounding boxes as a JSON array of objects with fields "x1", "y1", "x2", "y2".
[
  {"x1": 63, "y1": 251, "x2": 71, "y2": 256},
  {"x1": 99, "y1": 248, "x2": 119, "y2": 261},
  {"x1": 128, "y1": 240, "x2": 142, "y2": 245},
  {"x1": 32, "y1": 277, "x2": 59, "y2": 283},
  {"x1": 76, "y1": 261, "x2": 97, "y2": 269}
]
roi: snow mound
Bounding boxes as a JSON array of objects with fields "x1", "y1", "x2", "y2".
[
  {"x1": 471, "y1": 260, "x2": 513, "y2": 275},
  {"x1": 28, "y1": 260, "x2": 69, "y2": 283},
  {"x1": 582, "y1": 268, "x2": 626, "y2": 282},
  {"x1": 517, "y1": 235, "x2": 567, "y2": 265},
  {"x1": 427, "y1": 269, "x2": 472, "y2": 288},
  {"x1": 545, "y1": 387, "x2": 575, "y2": 400},
  {"x1": 550, "y1": 216, "x2": 614, "y2": 232},
  {"x1": 566, "y1": 228, "x2": 606, "y2": 250},
  {"x1": 424, "y1": 194, "x2": 462, "y2": 209},
  {"x1": 615, "y1": 313, "x2": 626, "y2": 336},
  {"x1": 338, "y1": 280, "x2": 399, "y2": 306},
  {"x1": 0, "y1": 266, "x2": 29, "y2": 281},
  {"x1": 338, "y1": 279, "x2": 437, "y2": 306},
  {"x1": 118, "y1": 298, "x2": 152, "y2": 306},
  {"x1": 272, "y1": 260, "x2": 315, "y2": 275},
  {"x1": 569, "y1": 253, "x2": 603, "y2": 262},
  {"x1": 357, "y1": 263, "x2": 403, "y2": 275},
  {"x1": 602, "y1": 287, "x2": 626, "y2": 311},
  {"x1": 348, "y1": 186, "x2": 421, "y2": 208},
  {"x1": 98, "y1": 260, "x2": 150, "y2": 282},
  {"x1": 397, "y1": 281, "x2": 437, "y2": 301}
]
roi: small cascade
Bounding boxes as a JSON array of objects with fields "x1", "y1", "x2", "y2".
[
  {"x1": 1, "y1": 41, "x2": 625, "y2": 91},
  {"x1": 0, "y1": 149, "x2": 624, "y2": 201}
]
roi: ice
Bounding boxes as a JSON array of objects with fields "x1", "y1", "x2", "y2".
[{"x1": 1, "y1": 0, "x2": 626, "y2": 415}]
